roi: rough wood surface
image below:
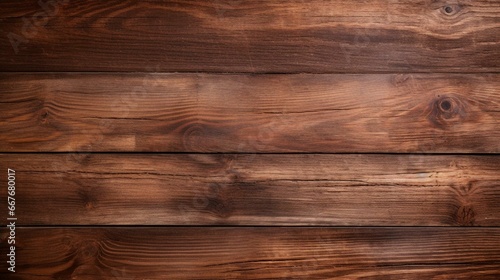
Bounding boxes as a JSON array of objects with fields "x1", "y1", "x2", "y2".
[
  {"x1": 0, "y1": 0, "x2": 499, "y2": 72},
  {"x1": 1, "y1": 73, "x2": 499, "y2": 153},
  {"x1": 1, "y1": 227, "x2": 499, "y2": 279},
  {"x1": 1, "y1": 153, "x2": 498, "y2": 226},
  {"x1": 1, "y1": 1, "x2": 499, "y2": 278}
]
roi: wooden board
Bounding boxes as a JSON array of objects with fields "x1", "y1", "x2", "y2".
[
  {"x1": 1, "y1": 153, "x2": 498, "y2": 226},
  {"x1": 1, "y1": 1, "x2": 499, "y2": 278},
  {"x1": 0, "y1": 0, "x2": 499, "y2": 72},
  {"x1": 1, "y1": 227, "x2": 499, "y2": 279},
  {"x1": 1, "y1": 73, "x2": 499, "y2": 153}
]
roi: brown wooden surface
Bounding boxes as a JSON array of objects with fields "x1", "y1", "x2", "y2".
[
  {"x1": 1, "y1": 153, "x2": 498, "y2": 226},
  {"x1": 1, "y1": 0, "x2": 499, "y2": 72},
  {"x1": 1, "y1": 1, "x2": 499, "y2": 278},
  {"x1": 1, "y1": 73, "x2": 499, "y2": 153},
  {"x1": 1, "y1": 227, "x2": 499, "y2": 279}
]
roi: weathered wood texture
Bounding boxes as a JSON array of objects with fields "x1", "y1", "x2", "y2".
[
  {"x1": 1, "y1": 1, "x2": 499, "y2": 278},
  {"x1": 0, "y1": 0, "x2": 499, "y2": 72},
  {"x1": 1, "y1": 73, "x2": 499, "y2": 152},
  {"x1": 1, "y1": 154, "x2": 498, "y2": 226},
  {"x1": 1, "y1": 227, "x2": 499, "y2": 279}
]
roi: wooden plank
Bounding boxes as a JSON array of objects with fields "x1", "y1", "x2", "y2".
[
  {"x1": 0, "y1": 0, "x2": 499, "y2": 72},
  {"x1": 0, "y1": 227, "x2": 499, "y2": 279},
  {"x1": 1, "y1": 73, "x2": 499, "y2": 153},
  {"x1": 1, "y1": 153, "x2": 498, "y2": 226}
]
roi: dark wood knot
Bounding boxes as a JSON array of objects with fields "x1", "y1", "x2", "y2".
[
  {"x1": 78, "y1": 187, "x2": 98, "y2": 211},
  {"x1": 427, "y1": 95, "x2": 467, "y2": 129},
  {"x1": 39, "y1": 110, "x2": 49, "y2": 124},
  {"x1": 441, "y1": 4, "x2": 461, "y2": 16},
  {"x1": 455, "y1": 205, "x2": 476, "y2": 226},
  {"x1": 439, "y1": 99, "x2": 451, "y2": 111},
  {"x1": 206, "y1": 198, "x2": 232, "y2": 218},
  {"x1": 77, "y1": 240, "x2": 100, "y2": 262}
]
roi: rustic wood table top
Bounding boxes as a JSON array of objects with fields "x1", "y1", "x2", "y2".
[{"x1": 1, "y1": 0, "x2": 499, "y2": 279}]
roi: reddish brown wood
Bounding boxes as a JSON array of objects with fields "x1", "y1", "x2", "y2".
[
  {"x1": 1, "y1": 153, "x2": 498, "y2": 226},
  {"x1": 0, "y1": 0, "x2": 498, "y2": 72},
  {"x1": 1, "y1": 1, "x2": 498, "y2": 278},
  {"x1": 1, "y1": 73, "x2": 498, "y2": 152},
  {"x1": 1, "y1": 227, "x2": 499, "y2": 279}
]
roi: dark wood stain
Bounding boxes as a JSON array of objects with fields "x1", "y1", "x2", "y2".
[
  {"x1": 0, "y1": 1, "x2": 498, "y2": 278},
  {"x1": 0, "y1": 0, "x2": 498, "y2": 72},
  {"x1": 1, "y1": 227, "x2": 500, "y2": 279}
]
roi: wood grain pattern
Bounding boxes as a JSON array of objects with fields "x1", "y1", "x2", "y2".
[
  {"x1": 1, "y1": 1, "x2": 499, "y2": 278},
  {"x1": 1, "y1": 153, "x2": 498, "y2": 226},
  {"x1": 1, "y1": 73, "x2": 499, "y2": 153},
  {"x1": 0, "y1": 0, "x2": 499, "y2": 72},
  {"x1": 1, "y1": 227, "x2": 499, "y2": 279}
]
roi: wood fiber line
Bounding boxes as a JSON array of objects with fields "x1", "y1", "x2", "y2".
[
  {"x1": 1, "y1": 153, "x2": 498, "y2": 226},
  {"x1": 1, "y1": 73, "x2": 499, "y2": 152},
  {"x1": 0, "y1": 227, "x2": 499, "y2": 279},
  {"x1": 0, "y1": 0, "x2": 499, "y2": 72}
]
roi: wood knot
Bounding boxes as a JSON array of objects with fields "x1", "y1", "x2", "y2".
[
  {"x1": 182, "y1": 124, "x2": 208, "y2": 152},
  {"x1": 455, "y1": 205, "x2": 476, "y2": 226},
  {"x1": 85, "y1": 201, "x2": 94, "y2": 210},
  {"x1": 206, "y1": 198, "x2": 233, "y2": 219},
  {"x1": 39, "y1": 110, "x2": 49, "y2": 124},
  {"x1": 441, "y1": 4, "x2": 461, "y2": 16},
  {"x1": 62, "y1": 236, "x2": 73, "y2": 248},
  {"x1": 439, "y1": 99, "x2": 451, "y2": 111},
  {"x1": 71, "y1": 264, "x2": 105, "y2": 279},
  {"x1": 205, "y1": 183, "x2": 233, "y2": 218},
  {"x1": 227, "y1": 169, "x2": 243, "y2": 182},
  {"x1": 78, "y1": 188, "x2": 98, "y2": 211},
  {"x1": 426, "y1": 95, "x2": 467, "y2": 129},
  {"x1": 451, "y1": 182, "x2": 480, "y2": 226},
  {"x1": 391, "y1": 74, "x2": 410, "y2": 86},
  {"x1": 68, "y1": 152, "x2": 92, "y2": 165},
  {"x1": 77, "y1": 241, "x2": 100, "y2": 262}
]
